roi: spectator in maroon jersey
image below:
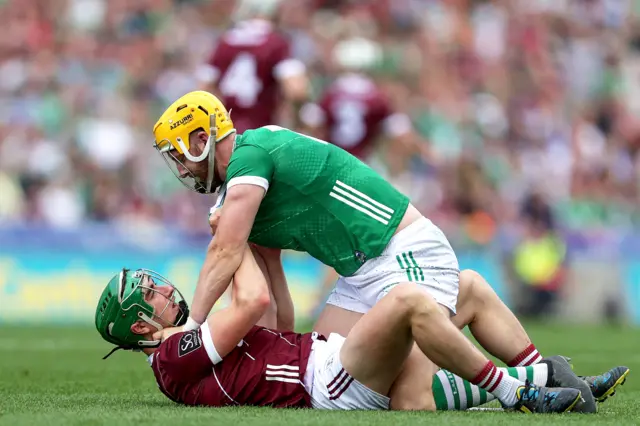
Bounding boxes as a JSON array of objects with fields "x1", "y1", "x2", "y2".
[
  {"x1": 300, "y1": 37, "x2": 429, "y2": 163},
  {"x1": 197, "y1": 0, "x2": 310, "y2": 133}
]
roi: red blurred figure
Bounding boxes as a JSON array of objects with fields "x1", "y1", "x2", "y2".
[
  {"x1": 198, "y1": 0, "x2": 309, "y2": 132},
  {"x1": 300, "y1": 37, "x2": 423, "y2": 162}
]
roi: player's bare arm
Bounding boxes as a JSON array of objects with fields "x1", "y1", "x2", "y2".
[
  {"x1": 209, "y1": 213, "x2": 282, "y2": 330},
  {"x1": 253, "y1": 246, "x2": 294, "y2": 331},
  {"x1": 189, "y1": 183, "x2": 265, "y2": 326},
  {"x1": 200, "y1": 245, "x2": 271, "y2": 359},
  {"x1": 251, "y1": 245, "x2": 278, "y2": 329}
]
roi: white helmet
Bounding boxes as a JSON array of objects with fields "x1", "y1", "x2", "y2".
[
  {"x1": 233, "y1": 0, "x2": 283, "y2": 21},
  {"x1": 332, "y1": 37, "x2": 383, "y2": 72}
]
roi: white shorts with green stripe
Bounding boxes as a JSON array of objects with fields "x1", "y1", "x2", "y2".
[{"x1": 326, "y1": 217, "x2": 460, "y2": 314}]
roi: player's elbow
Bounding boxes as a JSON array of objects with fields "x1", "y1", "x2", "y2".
[
  {"x1": 255, "y1": 291, "x2": 272, "y2": 311},
  {"x1": 234, "y1": 270, "x2": 271, "y2": 313},
  {"x1": 238, "y1": 286, "x2": 271, "y2": 316}
]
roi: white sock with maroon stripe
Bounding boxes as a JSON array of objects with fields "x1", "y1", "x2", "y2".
[
  {"x1": 471, "y1": 361, "x2": 523, "y2": 407},
  {"x1": 508, "y1": 344, "x2": 543, "y2": 367}
]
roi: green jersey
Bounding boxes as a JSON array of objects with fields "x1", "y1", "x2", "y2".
[{"x1": 221, "y1": 125, "x2": 409, "y2": 277}]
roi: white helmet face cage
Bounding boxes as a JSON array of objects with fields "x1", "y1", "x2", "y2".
[
  {"x1": 155, "y1": 141, "x2": 210, "y2": 193},
  {"x1": 153, "y1": 131, "x2": 223, "y2": 194},
  {"x1": 123, "y1": 269, "x2": 190, "y2": 328}
]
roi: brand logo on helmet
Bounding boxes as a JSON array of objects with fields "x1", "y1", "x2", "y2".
[{"x1": 170, "y1": 113, "x2": 194, "y2": 130}]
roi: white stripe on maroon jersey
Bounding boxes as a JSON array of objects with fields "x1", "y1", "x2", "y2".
[
  {"x1": 265, "y1": 377, "x2": 300, "y2": 384},
  {"x1": 266, "y1": 364, "x2": 299, "y2": 371},
  {"x1": 266, "y1": 364, "x2": 300, "y2": 385},
  {"x1": 266, "y1": 370, "x2": 299, "y2": 377},
  {"x1": 262, "y1": 329, "x2": 297, "y2": 347}
]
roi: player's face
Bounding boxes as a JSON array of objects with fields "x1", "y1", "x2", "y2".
[
  {"x1": 168, "y1": 131, "x2": 223, "y2": 189},
  {"x1": 140, "y1": 276, "x2": 181, "y2": 328},
  {"x1": 172, "y1": 147, "x2": 209, "y2": 183}
]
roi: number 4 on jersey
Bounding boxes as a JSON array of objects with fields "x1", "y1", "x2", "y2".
[{"x1": 219, "y1": 53, "x2": 263, "y2": 108}]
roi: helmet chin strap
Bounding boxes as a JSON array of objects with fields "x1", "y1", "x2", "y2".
[{"x1": 138, "y1": 311, "x2": 164, "y2": 348}]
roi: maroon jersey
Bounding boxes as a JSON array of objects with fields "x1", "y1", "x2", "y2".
[
  {"x1": 149, "y1": 326, "x2": 315, "y2": 408},
  {"x1": 207, "y1": 20, "x2": 301, "y2": 132},
  {"x1": 318, "y1": 74, "x2": 393, "y2": 159}
]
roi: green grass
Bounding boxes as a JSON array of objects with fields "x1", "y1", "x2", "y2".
[{"x1": 0, "y1": 323, "x2": 637, "y2": 425}]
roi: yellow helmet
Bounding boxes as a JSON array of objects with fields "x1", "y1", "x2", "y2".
[{"x1": 152, "y1": 91, "x2": 236, "y2": 194}]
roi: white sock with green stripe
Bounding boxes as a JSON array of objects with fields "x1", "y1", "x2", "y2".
[{"x1": 432, "y1": 365, "x2": 548, "y2": 410}]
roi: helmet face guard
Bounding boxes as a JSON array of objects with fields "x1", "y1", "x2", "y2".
[
  {"x1": 121, "y1": 269, "x2": 190, "y2": 332},
  {"x1": 154, "y1": 114, "x2": 224, "y2": 194},
  {"x1": 96, "y1": 268, "x2": 190, "y2": 359},
  {"x1": 156, "y1": 140, "x2": 213, "y2": 194}
]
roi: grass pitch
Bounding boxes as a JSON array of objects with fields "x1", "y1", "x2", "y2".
[{"x1": 0, "y1": 323, "x2": 638, "y2": 426}]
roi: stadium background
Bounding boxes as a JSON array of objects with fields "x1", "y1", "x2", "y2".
[
  {"x1": 0, "y1": 0, "x2": 638, "y2": 325},
  {"x1": 1, "y1": 1, "x2": 639, "y2": 424}
]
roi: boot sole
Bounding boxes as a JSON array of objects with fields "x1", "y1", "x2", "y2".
[{"x1": 597, "y1": 368, "x2": 630, "y2": 403}]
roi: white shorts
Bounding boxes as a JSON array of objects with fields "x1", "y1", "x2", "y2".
[
  {"x1": 303, "y1": 333, "x2": 390, "y2": 410},
  {"x1": 326, "y1": 217, "x2": 460, "y2": 314}
]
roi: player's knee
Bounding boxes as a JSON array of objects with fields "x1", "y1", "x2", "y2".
[
  {"x1": 460, "y1": 269, "x2": 495, "y2": 308},
  {"x1": 388, "y1": 284, "x2": 440, "y2": 319},
  {"x1": 460, "y1": 269, "x2": 484, "y2": 305},
  {"x1": 459, "y1": 269, "x2": 480, "y2": 301}
]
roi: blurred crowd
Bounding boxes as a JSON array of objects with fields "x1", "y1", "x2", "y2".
[{"x1": 0, "y1": 0, "x2": 639, "y2": 243}]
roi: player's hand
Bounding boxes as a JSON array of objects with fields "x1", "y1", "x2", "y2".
[
  {"x1": 152, "y1": 326, "x2": 183, "y2": 343},
  {"x1": 209, "y1": 208, "x2": 222, "y2": 236}
]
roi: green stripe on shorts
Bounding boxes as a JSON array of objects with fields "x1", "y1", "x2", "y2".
[
  {"x1": 397, "y1": 253, "x2": 412, "y2": 281},
  {"x1": 408, "y1": 251, "x2": 424, "y2": 281},
  {"x1": 401, "y1": 252, "x2": 413, "y2": 281}
]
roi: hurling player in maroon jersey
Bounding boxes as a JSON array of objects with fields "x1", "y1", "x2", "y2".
[
  {"x1": 299, "y1": 37, "x2": 430, "y2": 163},
  {"x1": 95, "y1": 244, "x2": 586, "y2": 413},
  {"x1": 196, "y1": 0, "x2": 309, "y2": 133}
]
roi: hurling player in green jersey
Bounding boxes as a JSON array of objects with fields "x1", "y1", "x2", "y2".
[{"x1": 151, "y1": 91, "x2": 619, "y2": 412}]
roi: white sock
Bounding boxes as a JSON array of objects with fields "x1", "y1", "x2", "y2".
[
  {"x1": 490, "y1": 373, "x2": 524, "y2": 407},
  {"x1": 473, "y1": 362, "x2": 524, "y2": 407},
  {"x1": 499, "y1": 364, "x2": 548, "y2": 387}
]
